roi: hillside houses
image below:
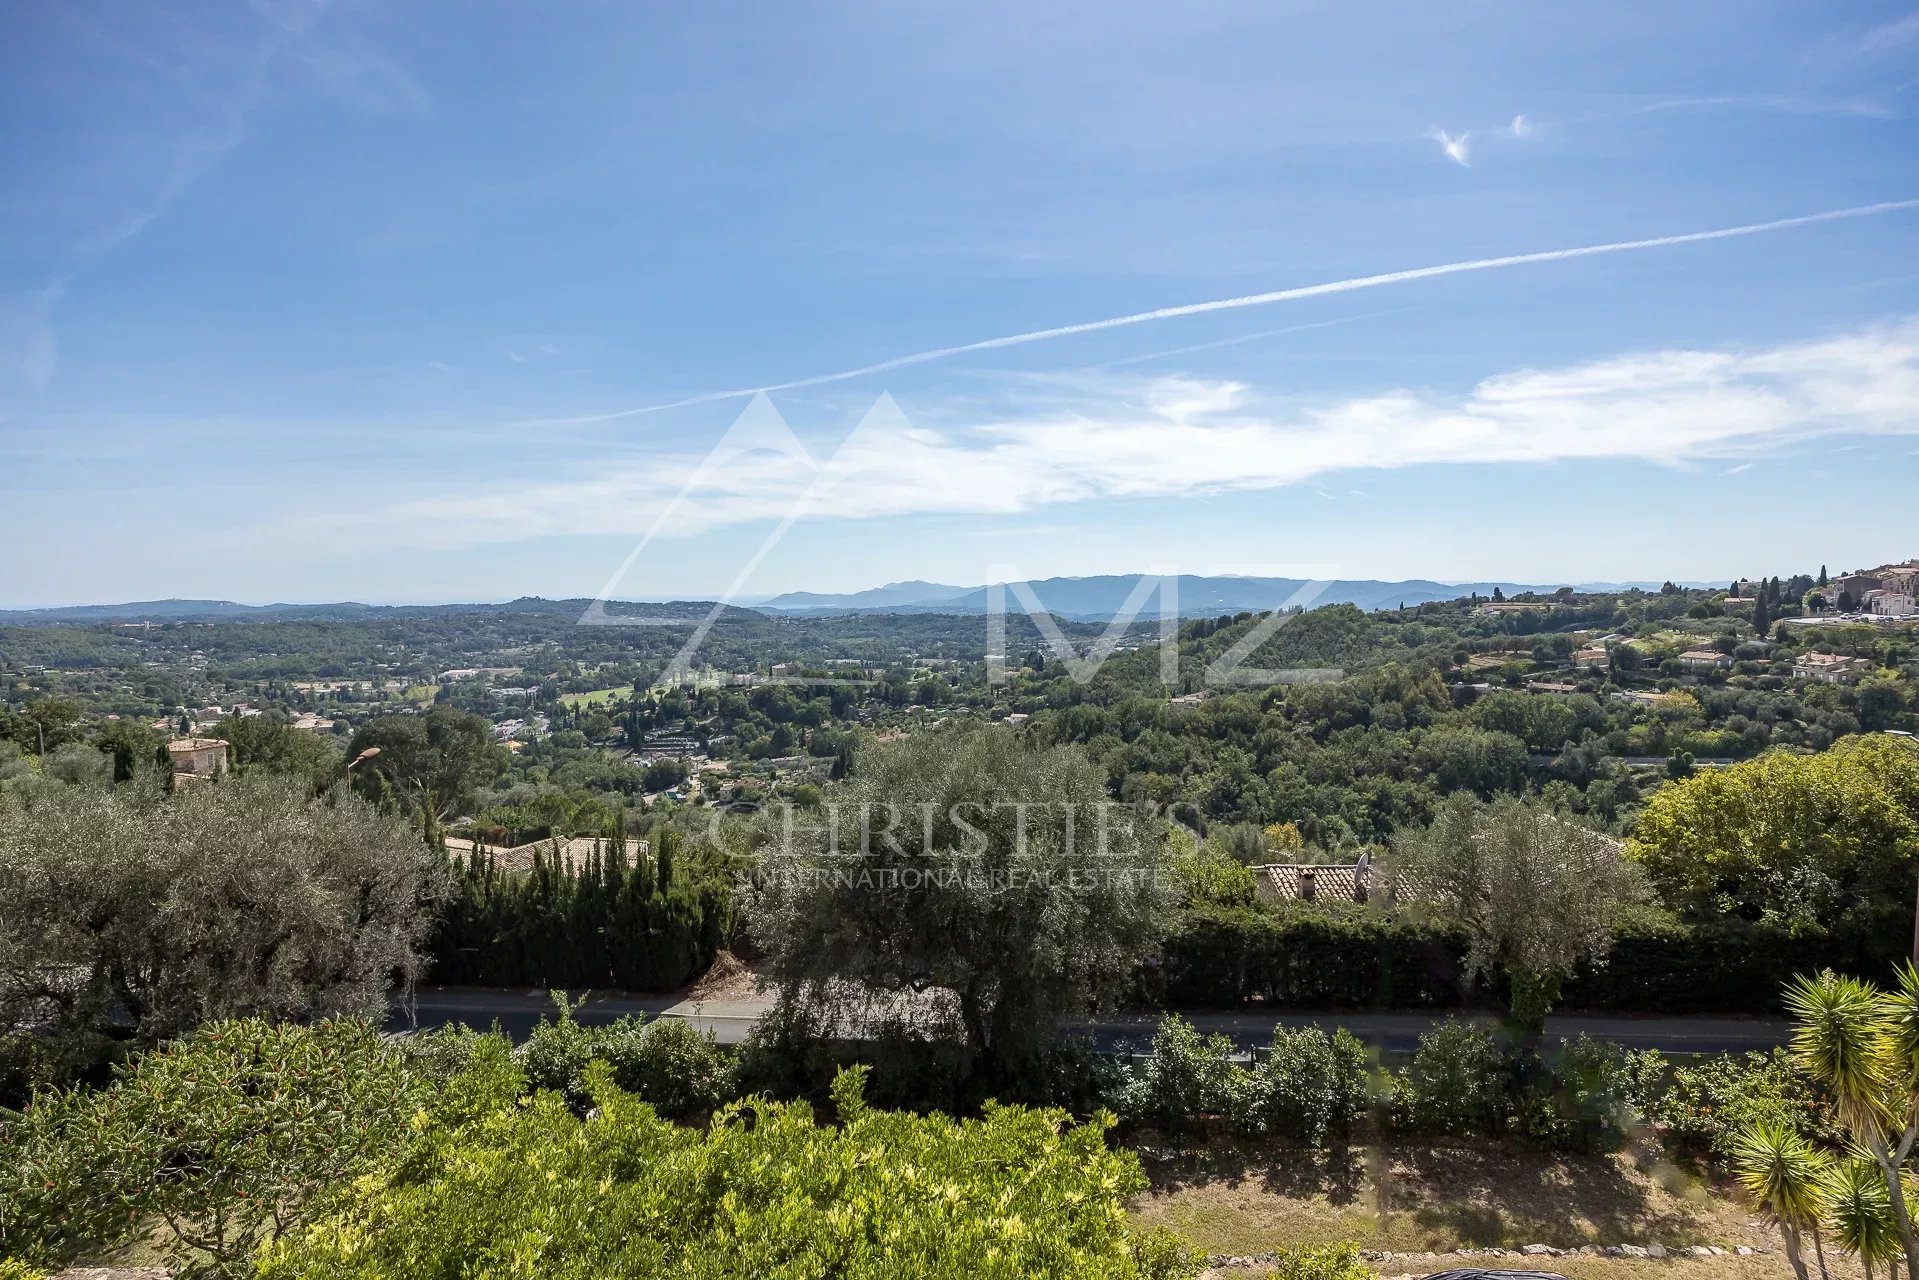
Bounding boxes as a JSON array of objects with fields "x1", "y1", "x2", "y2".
[
  {"x1": 166, "y1": 737, "x2": 230, "y2": 782},
  {"x1": 1792, "y1": 652, "x2": 1872, "y2": 684}
]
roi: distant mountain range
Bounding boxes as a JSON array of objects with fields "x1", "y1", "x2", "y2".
[
  {"x1": 0, "y1": 576, "x2": 1714, "y2": 626},
  {"x1": 0, "y1": 597, "x2": 728, "y2": 625},
  {"x1": 752, "y1": 574, "x2": 1699, "y2": 619}
]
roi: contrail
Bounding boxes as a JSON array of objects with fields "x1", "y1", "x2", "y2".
[
  {"x1": 527, "y1": 198, "x2": 1919, "y2": 426},
  {"x1": 1090, "y1": 307, "x2": 1418, "y2": 369}
]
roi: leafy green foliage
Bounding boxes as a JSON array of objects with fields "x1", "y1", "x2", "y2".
[
  {"x1": 259, "y1": 1062, "x2": 1197, "y2": 1280},
  {"x1": 514, "y1": 993, "x2": 736, "y2": 1121},
  {"x1": 1631, "y1": 735, "x2": 1919, "y2": 929},
  {"x1": 1260, "y1": 1241, "x2": 1376, "y2": 1280},
  {"x1": 1514, "y1": 1034, "x2": 1664, "y2": 1154},
  {"x1": 0, "y1": 1019, "x2": 417, "y2": 1275},
  {"x1": 1233, "y1": 1026, "x2": 1373, "y2": 1145},
  {"x1": 0, "y1": 774, "x2": 444, "y2": 1093},
  {"x1": 1118, "y1": 1016, "x2": 1240, "y2": 1134},
  {"x1": 1650, "y1": 1049, "x2": 1837, "y2": 1162},
  {"x1": 1390, "y1": 794, "x2": 1647, "y2": 1030},
  {"x1": 747, "y1": 728, "x2": 1175, "y2": 1077},
  {"x1": 346, "y1": 706, "x2": 507, "y2": 820},
  {"x1": 1393, "y1": 1020, "x2": 1508, "y2": 1138},
  {"x1": 428, "y1": 828, "x2": 730, "y2": 991}
]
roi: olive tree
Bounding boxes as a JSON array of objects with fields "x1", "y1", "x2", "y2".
[
  {"x1": 1390, "y1": 794, "x2": 1647, "y2": 1036},
  {"x1": 744, "y1": 729, "x2": 1176, "y2": 1076},
  {"x1": 0, "y1": 774, "x2": 446, "y2": 1088}
]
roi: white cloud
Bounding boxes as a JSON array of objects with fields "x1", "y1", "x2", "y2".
[
  {"x1": 1722, "y1": 462, "x2": 1754, "y2": 475},
  {"x1": 1507, "y1": 114, "x2": 1535, "y2": 139},
  {"x1": 293, "y1": 320, "x2": 1919, "y2": 553},
  {"x1": 1425, "y1": 126, "x2": 1471, "y2": 166},
  {"x1": 1859, "y1": 10, "x2": 1919, "y2": 55}
]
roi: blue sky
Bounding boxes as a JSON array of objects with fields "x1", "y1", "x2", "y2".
[{"x1": 2, "y1": 1, "x2": 1917, "y2": 607}]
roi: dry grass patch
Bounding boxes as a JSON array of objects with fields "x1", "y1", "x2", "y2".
[{"x1": 1129, "y1": 1137, "x2": 1774, "y2": 1257}]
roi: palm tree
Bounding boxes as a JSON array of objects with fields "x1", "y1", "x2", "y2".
[
  {"x1": 1734, "y1": 1122, "x2": 1834, "y2": 1280},
  {"x1": 1826, "y1": 1156, "x2": 1904, "y2": 1280},
  {"x1": 1787, "y1": 969, "x2": 1919, "y2": 1277}
]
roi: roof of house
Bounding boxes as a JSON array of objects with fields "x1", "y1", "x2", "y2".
[
  {"x1": 1253, "y1": 863, "x2": 1412, "y2": 904},
  {"x1": 445, "y1": 834, "x2": 651, "y2": 875},
  {"x1": 1678, "y1": 649, "x2": 1729, "y2": 661},
  {"x1": 166, "y1": 737, "x2": 229, "y2": 753}
]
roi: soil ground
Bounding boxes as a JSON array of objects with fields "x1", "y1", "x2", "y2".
[{"x1": 1126, "y1": 1136, "x2": 1842, "y2": 1278}]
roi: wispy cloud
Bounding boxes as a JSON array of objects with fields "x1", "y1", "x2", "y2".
[
  {"x1": 1507, "y1": 114, "x2": 1536, "y2": 139},
  {"x1": 304, "y1": 320, "x2": 1919, "y2": 552},
  {"x1": 1859, "y1": 10, "x2": 1919, "y2": 56},
  {"x1": 0, "y1": 282, "x2": 68, "y2": 389},
  {"x1": 1589, "y1": 94, "x2": 1895, "y2": 123},
  {"x1": 1, "y1": 4, "x2": 422, "y2": 390},
  {"x1": 1426, "y1": 125, "x2": 1471, "y2": 166},
  {"x1": 1722, "y1": 462, "x2": 1754, "y2": 475},
  {"x1": 525, "y1": 199, "x2": 1919, "y2": 426}
]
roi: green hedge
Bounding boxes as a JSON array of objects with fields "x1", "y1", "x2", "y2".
[
  {"x1": 427, "y1": 833, "x2": 730, "y2": 991},
  {"x1": 1145, "y1": 906, "x2": 1467, "y2": 1009},
  {"x1": 1560, "y1": 914, "x2": 1904, "y2": 1014},
  {"x1": 1144, "y1": 906, "x2": 1907, "y2": 1016}
]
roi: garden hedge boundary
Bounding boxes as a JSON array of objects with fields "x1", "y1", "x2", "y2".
[{"x1": 1141, "y1": 905, "x2": 1906, "y2": 1015}]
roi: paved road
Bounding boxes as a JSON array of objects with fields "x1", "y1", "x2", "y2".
[{"x1": 392, "y1": 988, "x2": 1789, "y2": 1056}]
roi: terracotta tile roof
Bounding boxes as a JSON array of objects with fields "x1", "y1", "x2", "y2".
[
  {"x1": 1253, "y1": 863, "x2": 1413, "y2": 904},
  {"x1": 446, "y1": 834, "x2": 651, "y2": 875}
]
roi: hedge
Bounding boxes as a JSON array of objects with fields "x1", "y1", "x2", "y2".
[
  {"x1": 1143, "y1": 905, "x2": 1908, "y2": 1016},
  {"x1": 1145, "y1": 906, "x2": 1468, "y2": 1009},
  {"x1": 427, "y1": 834, "x2": 730, "y2": 991}
]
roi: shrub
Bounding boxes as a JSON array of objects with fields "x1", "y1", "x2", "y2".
[
  {"x1": 1650, "y1": 1048, "x2": 1838, "y2": 1163},
  {"x1": 395, "y1": 1021, "x2": 509, "y2": 1083},
  {"x1": 514, "y1": 991, "x2": 610, "y2": 1108},
  {"x1": 1516, "y1": 1035, "x2": 1664, "y2": 1154},
  {"x1": 1120, "y1": 1015, "x2": 1241, "y2": 1134},
  {"x1": 1235, "y1": 1026, "x2": 1374, "y2": 1144},
  {"x1": 1263, "y1": 1241, "x2": 1375, "y2": 1280},
  {"x1": 0, "y1": 1019, "x2": 417, "y2": 1275},
  {"x1": 1394, "y1": 1020, "x2": 1508, "y2": 1138},
  {"x1": 607, "y1": 1018, "x2": 737, "y2": 1122},
  {"x1": 512, "y1": 993, "x2": 736, "y2": 1121},
  {"x1": 257, "y1": 1065, "x2": 1199, "y2": 1279}
]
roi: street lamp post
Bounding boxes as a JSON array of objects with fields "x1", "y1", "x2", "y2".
[{"x1": 345, "y1": 746, "x2": 381, "y2": 790}]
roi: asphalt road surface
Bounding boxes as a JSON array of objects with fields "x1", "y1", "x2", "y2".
[{"x1": 391, "y1": 988, "x2": 1789, "y2": 1056}]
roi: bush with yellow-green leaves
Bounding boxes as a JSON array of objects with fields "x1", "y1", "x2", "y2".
[
  {"x1": 0, "y1": 1017, "x2": 419, "y2": 1276},
  {"x1": 260, "y1": 1052, "x2": 1195, "y2": 1279}
]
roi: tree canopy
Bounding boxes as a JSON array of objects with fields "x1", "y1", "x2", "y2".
[
  {"x1": 1390, "y1": 794, "x2": 1647, "y2": 1031},
  {"x1": 1630, "y1": 735, "x2": 1919, "y2": 930},
  {"x1": 0, "y1": 774, "x2": 446, "y2": 1090},
  {"x1": 745, "y1": 728, "x2": 1176, "y2": 1075}
]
